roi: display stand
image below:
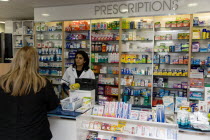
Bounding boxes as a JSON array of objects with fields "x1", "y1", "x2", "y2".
[
  {"x1": 35, "y1": 21, "x2": 63, "y2": 97},
  {"x1": 30, "y1": 12, "x2": 210, "y2": 139},
  {"x1": 76, "y1": 111, "x2": 178, "y2": 140},
  {"x1": 90, "y1": 18, "x2": 121, "y2": 104},
  {"x1": 178, "y1": 129, "x2": 210, "y2": 140},
  {"x1": 12, "y1": 20, "x2": 34, "y2": 56},
  {"x1": 48, "y1": 90, "x2": 95, "y2": 140}
]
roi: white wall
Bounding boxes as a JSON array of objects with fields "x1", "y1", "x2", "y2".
[
  {"x1": 5, "y1": 21, "x2": 13, "y2": 33},
  {"x1": 34, "y1": 0, "x2": 210, "y2": 22}
]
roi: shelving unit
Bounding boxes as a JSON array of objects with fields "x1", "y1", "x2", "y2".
[
  {"x1": 76, "y1": 113, "x2": 178, "y2": 140},
  {"x1": 189, "y1": 13, "x2": 210, "y2": 103},
  {"x1": 12, "y1": 20, "x2": 34, "y2": 56},
  {"x1": 63, "y1": 20, "x2": 90, "y2": 72},
  {"x1": 35, "y1": 21, "x2": 63, "y2": 98},
  {"x1": 119, "y1": 17, "x2": 154, "y2": 109},
  {"x1": 90, "y1": 18, "x2": 121, "y2": 104},
  {"x1": 31, "y1": 13, "x2": 210, "y2": 107},
  {"x1": 152, "y1": 14, "x2": 191, "y2": 107}
]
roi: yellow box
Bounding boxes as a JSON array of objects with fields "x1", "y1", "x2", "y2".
[
  {"x1": 154, "y1": 64, "x2": 159, "y2": 70},
  {"x1": 183, "y1": 72, "x2": 188, "y2": 76},
  {"x1": 121, "y1": 54, "x2": 125, "y2": 63},
  {"x1": 168, "y1": 72, "x2": 172, "y2": 76},
  {"x1": 192, "y1": 29, "x2": 201, "y2": 39},
  {"x1": 176, "y1": 72, "x2": 182, "y2": 76},
  {"x1": 130, "y1": 54, "x2": 136, "y2": 63},
  {"x1": 125, "y1": 54, "x2": 132, "y2": 63},
  {"x1": 128, "y1": 32, "x2": 133, "y2": 40},
  {"x1": 153, "y1": 71, "x2": 158, "y2": 75},
  {"x1": 163, "y1": 72, "x2": 168, "y2": 75},
  {"x1": 171, "y1": 72, "x2": 177, "y2": 76}
]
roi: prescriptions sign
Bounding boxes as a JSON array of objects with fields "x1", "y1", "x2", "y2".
[{"x1": 94, "y1": 0, "x2": 179, "y2": 16}]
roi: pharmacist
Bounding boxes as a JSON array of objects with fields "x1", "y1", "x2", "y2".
[{"x1": 61, "y1": 51, "x2": 95, "y2": 94}]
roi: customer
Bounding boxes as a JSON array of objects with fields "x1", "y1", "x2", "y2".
[
  {"x1": 61, "y1": 50, "x2": 95, "y2": 94},
  {"x1": 0, "y1": 46, "x2": 60, "y2": 140}
]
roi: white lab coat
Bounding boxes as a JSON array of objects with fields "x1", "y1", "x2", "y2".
[{"x1": 61, "y1": 65, "x2": 95, "y2": 86}]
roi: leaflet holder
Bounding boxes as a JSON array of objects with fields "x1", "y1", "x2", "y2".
[{"x1": 75, "y1": 78, "x2": 96, "y2": 90}]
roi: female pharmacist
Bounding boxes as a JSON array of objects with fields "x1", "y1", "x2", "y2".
[
  {"x1": 0, "y1": 46, "x2": 60, "y2": 140},
  {"x1": 61, "y1": 50, "x2": 95, "y2": 94}
]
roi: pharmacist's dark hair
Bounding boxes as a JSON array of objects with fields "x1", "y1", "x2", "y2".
[{"x1": 73, "y1": 50, "x2": 90, "y2": 71}]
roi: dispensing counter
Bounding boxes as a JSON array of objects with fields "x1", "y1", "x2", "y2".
[{"x1": 48, "y1": 90, "x2": 95, "y2": 140}]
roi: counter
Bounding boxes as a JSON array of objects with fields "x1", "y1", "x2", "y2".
[
  {"x1": 48, "y1": 89, "x2": 95, "y2": 140},
  {"x1": 178, "y1": 128, "x2": 210, "y2": 140},
  {"x1": 48, "y1": 107, "x2": 210, "y2": 140},
  {"x1": 48, "y1": 105, "x2": 82, "y2": 140}
]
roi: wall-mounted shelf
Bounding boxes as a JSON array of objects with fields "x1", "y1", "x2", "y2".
[{"x1": 12, "y1": 20, "x2": 34, "y2": 56}]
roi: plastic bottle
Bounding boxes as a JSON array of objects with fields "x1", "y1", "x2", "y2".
[
  {"x1": 202, "y1": 29, "x2": 207, "y2": 39},
  {"x1": 143, "y1": 96, "x2": 149, "y2": 106},
  {"x1": 193, "y1": 17, "x2": 199, "y2": 26},
  {"x1": 208, "y1": 30, "x2": 210, "y2": 39},
  {"x1": 206, "y1": 30, "x2": 209, "y2": 39},
  {"x1": 102, "y1": 43, "x2": 106, "y2": 52},
  {"x1": 208, "y1": 109, "x2": 210, "y2": 123}
]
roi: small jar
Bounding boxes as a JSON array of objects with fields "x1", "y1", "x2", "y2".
[
  {"x1": 171, "y1": 21, "x2": 177, "y2": 27},
  {"x1": 154, "y1": 22, "x2": 161, "y2": 28},
  {"x1": 160, "y1": 36, "x2": 166, "y2": 40},
  {"x1": 183, "y1": 20, "x2": 190, "y2": 27},
  {"x1": 166, "y1": 34, "x2": 172, "y2": 40},
  {"x1": 165, "y1": 21, "x2": 172, "y2": 28},
  {"x1": 177, "y1": 21, "x2": 183, "y2": 27},
  {"x1": 155, "y1": 35, "x2": 161, "y2": 40},
  {"x1": 40, "y1": 34, "x2": 44, "y2": 40}
]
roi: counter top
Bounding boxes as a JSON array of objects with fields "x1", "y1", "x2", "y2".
[
  {"x1": 179, "y1": 128, "x2": 210, "y2": 134},
  {"x1": 48, "y1": 105, "x2": 82, "y2": 120}
]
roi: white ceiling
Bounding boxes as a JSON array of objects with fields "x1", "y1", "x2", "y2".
[{"x1": 0, "y1": 0, "x2": 129, "y2": 20}]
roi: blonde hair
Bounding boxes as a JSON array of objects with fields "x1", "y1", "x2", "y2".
[{"x1": 0, "y1": 46, "x2": 46, "y2": 96}]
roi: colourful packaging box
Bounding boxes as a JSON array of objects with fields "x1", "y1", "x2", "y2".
[
  {"x1": 181, "y1": 82, "x2": 188, "y2": 89},
  {"x1": 116, "y1": 102, "x2": 123, "y2": 118},
  {"x1": 92, "y1": 105, "x2": 99, "y2": 115},
  {"x1": 178, "y1": 56, "x2": 183, "y2": 64},
  {"x1": 121, "y1": 54, "x2": 126, "y2": 63},
  {"x1": 128, "y1": 32, "x2": 133, "y2": 40},
  {"x1": 139, "y1": 111, "x2": 148, "y2": 121},
  {"x1": 129, "y1": 110, "x2": 139, "y2": 120},
  {"x1": 109, "y1": 102, "x2": 117, "y2": 117},
  {"x1": 183, "y1": 56, "x2": 188, "y2": 64},
  {"x1": 122, "y1": 103, "x2": 129, "y2": 119},
  {"x1": 103, "y1": 102, "x2": 110, "y2": 117}
]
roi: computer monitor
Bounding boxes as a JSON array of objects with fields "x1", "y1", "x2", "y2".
[{"x1": 75, "y1": 78, "x2": 96, "y2": 90}]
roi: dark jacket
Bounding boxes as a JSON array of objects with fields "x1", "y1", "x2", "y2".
[{"x1": 0, "y1": 79, "x2": 60, "y2": 140}]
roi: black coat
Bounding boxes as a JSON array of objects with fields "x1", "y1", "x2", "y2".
[{"x1": 0, "y1": 79, "x2": 60, "y2": 140}]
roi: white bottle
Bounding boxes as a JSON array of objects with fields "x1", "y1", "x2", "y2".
[
  {"x1": 37, "y1": 34, "x2": 41, "y2": 40},
  {"x1": 40, "y1": 34, "x2": 44, "y2": 40}
]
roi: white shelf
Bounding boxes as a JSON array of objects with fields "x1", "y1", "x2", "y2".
[
  {"x1": 89, "y1": 115, "x2": 178, "y2": 128},
  {"x1": 13, "y1": 47, "x2": 22, "y2": 49},
  {"x1": 82, "y1": 128, "x2": 163, "y2": 140},
  {"x1": 122, "y1": 51, "x2": 152, "y2": 53},
  {"x1": 13, "y1": 20, "x2": 34, "y2": 56}
]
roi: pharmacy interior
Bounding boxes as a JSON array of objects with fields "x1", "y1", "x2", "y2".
[{"x1": 32, "y1": 0, "x2": 210, "y2": 140}]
